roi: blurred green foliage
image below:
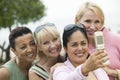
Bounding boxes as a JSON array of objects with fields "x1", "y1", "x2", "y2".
[{"x1": 0, "y1": 0, "x2": 45, "y2": 29}]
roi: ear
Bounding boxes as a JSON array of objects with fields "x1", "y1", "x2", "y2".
[
  {"x1": 75, "y1": 16, "x2": 79, "y2": 24},
  {"x1": 11, "y1": 48, "x2": 17, "y2": 56}
]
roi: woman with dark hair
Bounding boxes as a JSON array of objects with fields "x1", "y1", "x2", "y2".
[
  {"x1": 53, "y1": 24, "x2": 109, "y2": 80},
  {"x1": 0, "y1": 27, "x2": 37, "y2": 80}
]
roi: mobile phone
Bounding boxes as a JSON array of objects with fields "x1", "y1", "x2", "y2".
[
  {"x1": 94, "y1": 31, "x2": 109, "y2": 65},
  {"x1": 94, "y1": 31, "x2": 105, "y2": 50}
]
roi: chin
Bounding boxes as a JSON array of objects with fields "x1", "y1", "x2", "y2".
[
  {"x1": 50, "y1": 53, "x2": 59, "y2": 58},
  {"x1": 88, "y1": 34, "x2": 94, "y2": 39}
]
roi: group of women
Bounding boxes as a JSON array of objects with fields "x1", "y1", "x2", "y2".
[{"x1": 0, "y1": 1, "x2": 120, "y2": 80}]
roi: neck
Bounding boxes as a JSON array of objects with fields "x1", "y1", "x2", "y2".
[
  {"x1": 89, "y1": 36, "x2": 95, "y2": 47},
  {"x1": 38, "y1": 56, "x2": 58, "y2": 72},
  {"x1": 15, "y1": 57, "x2": 32, "y2": 76}
]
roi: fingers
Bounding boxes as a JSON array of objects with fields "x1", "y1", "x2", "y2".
[
  {"x1": 93, "y1": 50, "x2": 107, "y2": 60},
  {"x1": 81, "y1": 50, "x2": 109, "y2": 73},
  {"x1": 94, "y1": 50, "x2": 104, "y2": 56},
  {"x1": 88, "y1": 50, "x2": 109, "y2": 68},
  {"x1": 94, "y1": 50, "x2": 109, "y2": 67}
]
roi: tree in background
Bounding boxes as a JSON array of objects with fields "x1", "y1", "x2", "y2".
[{"x1": 0, "y1": 0, "x2": 45, "y2": 62}]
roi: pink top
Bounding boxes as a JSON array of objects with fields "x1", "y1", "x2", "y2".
[
  {"x1": 89, "y1": 27, "x2": 120, "y2": 80},
  {"x1": 53, "y1": 59, "x2": 109, "y2": 80}
]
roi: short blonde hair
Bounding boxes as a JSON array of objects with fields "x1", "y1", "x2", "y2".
[
  {"x1": 34, "y1": 23, "x2": 61, "y2": 58},
  {"x1": 75, "y1": 2, "x2": 104, "y2": 26}
]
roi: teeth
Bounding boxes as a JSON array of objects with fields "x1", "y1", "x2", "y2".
[
  {"x1": 27, "y1": 53, "x2": 33, "y2": 57},
  {"x1": 50, "y1": 50, "x2": 57, "y2": 54},
  {"x1": 49, "y1": 48, "x2": 57, "y2": 53},
  {"x1": 76, "y1": 53, "x2": 84, "y2": 57}
]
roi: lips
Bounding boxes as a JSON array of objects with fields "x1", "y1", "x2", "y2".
[
  {"x1": 50, "y1": 49, "x2": 57, "y2": 54},
  {"x1": 86, "y1": 29, "x2": 95, "y2": 36},
  {"x1": 88, "y1": 32, "x2": 94, "y2": 35},
  {"x1": 27, "y1": 53, "x2": 34, "y2": 58},
  {"x1": 75, "y1": 52, "x2": 84, "y2": 57}
]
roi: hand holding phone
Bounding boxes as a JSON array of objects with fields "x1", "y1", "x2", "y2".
[{"x1": 94, "y1": 31, "x2": 109, "y2": 66}]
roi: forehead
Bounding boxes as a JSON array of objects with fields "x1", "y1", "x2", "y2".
[
  {"x1": 15, "y1": 33, "x2": 33, "y2": 46},
  {"x1": 41, "y1": 34, "x2": 55, "y2": 41},
  {"x1": 69, "y1": 30, "x2": 86, "y2": 42},
  {"x1": 81, "y1": 10, "x2": 100, "y2": 20}
]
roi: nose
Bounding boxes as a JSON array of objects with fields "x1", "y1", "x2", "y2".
[
  {"x1": 78, "y1": 44, "x2": 82, "y2": 50},
  {"x1": 26, "y1": 46, "x2": 32, "y2": 52},
  {"x1": 50, "y1": 41, "x2": 56, "y2": 48},
  {"x1": 90, "y1": 23, "x2": 95, "y2": 29}
]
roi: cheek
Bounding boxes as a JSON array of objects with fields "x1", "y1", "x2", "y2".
[
  {"x1": 78, "y1": 20, "x2": 87, "y2": 27},
  {"x1": 84, "y1": 24, "x2": 90, "y2": 29},
  {"x1": 55, "y1": 41, "x2": 61, "y2": 48},
  {"x1": 15, "y1": 49, "x2": 25, "y2": 56},
  {"x1": 67, "y1": 47, "x2": 76, "y2": 55},
  {"x1": 80, "y1": 22, "x2": 90, "y2": 29},
  {"x1": 56, "y1": 41, "x2": 61, "y2": 47},
  {"x1": 96, "y1": 25, "x2": 103, "y2": 30},
  {"x1": 84, "y1": 47, "x2": 89, "y2": 56},
  {"x1": 17, "y1": 52, "x2": 25, "y2": 57},
  {"x1": 33, "y1": 45, "x2": 37, "y2": 50},
  {"x1": 41, "y1": 45, "x2": 48, "y2": 52}
]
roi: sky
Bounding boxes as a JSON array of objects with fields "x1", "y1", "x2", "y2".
[{"x1": 0, "y1": 0, "x2": 120, "y2": 45}]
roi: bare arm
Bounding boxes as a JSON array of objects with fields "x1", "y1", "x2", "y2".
[
  {"x1": 0, "y1": 68, "x2": 9, "y2": 80},
  {"x1": 29, "y1": 71, "x2": 43, "y2": 80}
]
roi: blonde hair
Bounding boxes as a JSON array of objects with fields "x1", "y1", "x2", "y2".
[
  {"x1": 75, "y1": 2, "x2": 104, "y2": 26},
  {"x1": 34, "y1": 24, "x2": 61, "y2": 58}
]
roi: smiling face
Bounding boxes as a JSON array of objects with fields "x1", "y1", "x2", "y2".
[
  {"x1": 35, "y1": 26, "x2": 61, "y2": 58},
  {"x1": 75, "y1": 2, "x2": 104, "y2": 39},
  {"x1": 12, "y1": 33, "x2": 37, "y2": 63},
  {"x1": 65, "y1": 30, "x2": 89, "y2": 67},
  {"x1": 40, "y1": 34, "x2": 61, "y2": 58},
  {"x1": 78, "y1": 10, "x2": 103, "y2": 38}
]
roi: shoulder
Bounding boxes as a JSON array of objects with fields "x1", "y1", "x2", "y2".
[
  {"x1": 29, "y1": 64, "x2": 49, "y2": 80},
  {"x1": 29, "y1": 70, "x2": 40, "y2": 80},
  {"x1": 0, "y1": 67, "x2": 9, "y2": 80},
  {"x1": 104, "y1": 27, "x2": 120, "y2": 37},
  {"x1": 29, "y1": 70, "x2": 43, "y2": 80},
  {"x1": 103, "y1": 27, "x2": 120, "y2": 41},
  {"x1": 54, "y1": 65, "x2": 68, "y2": 74}
]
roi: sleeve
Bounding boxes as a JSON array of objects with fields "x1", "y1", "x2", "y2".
[
  {"x1": 93, "y1": 68, "x2": 109, "y2": 80},
  {"x1": 53, "y1": 65, "x2": 87, "y2": 80}
]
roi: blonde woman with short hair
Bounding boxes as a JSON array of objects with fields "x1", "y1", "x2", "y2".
[{"x1": 29, "y1": 22, "x2": 64, "y2": 80}]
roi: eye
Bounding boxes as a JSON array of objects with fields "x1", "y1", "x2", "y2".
[
  {"x1": 20, "y1": 45, "x2": 27, "y2": 50},
  {"x1": 85, "y1": 19, "x2": 91, "y2": 23},
  {"x1": 71, "y1": 42, "x2": 78, "y2": 47},
  {"x1": 30, "y1": 40, "x2": 35, "y2": 46},
  {"x1": 95, "y1": 20, "x2": 100, "y2": 23},
  {"x1": 43, "y1": 41, "x2": 50, "y2": 45},
  {"x1": 81, "y1": 41, "x2": 87, "y2": 46},
  {"x1": 53, "y1": 38, "x2": 58, "y2": 42}
]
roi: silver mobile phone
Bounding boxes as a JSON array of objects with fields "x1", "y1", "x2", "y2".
[{"x1": 94, "y1": 31, "x2": 109, "y2": 65}]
